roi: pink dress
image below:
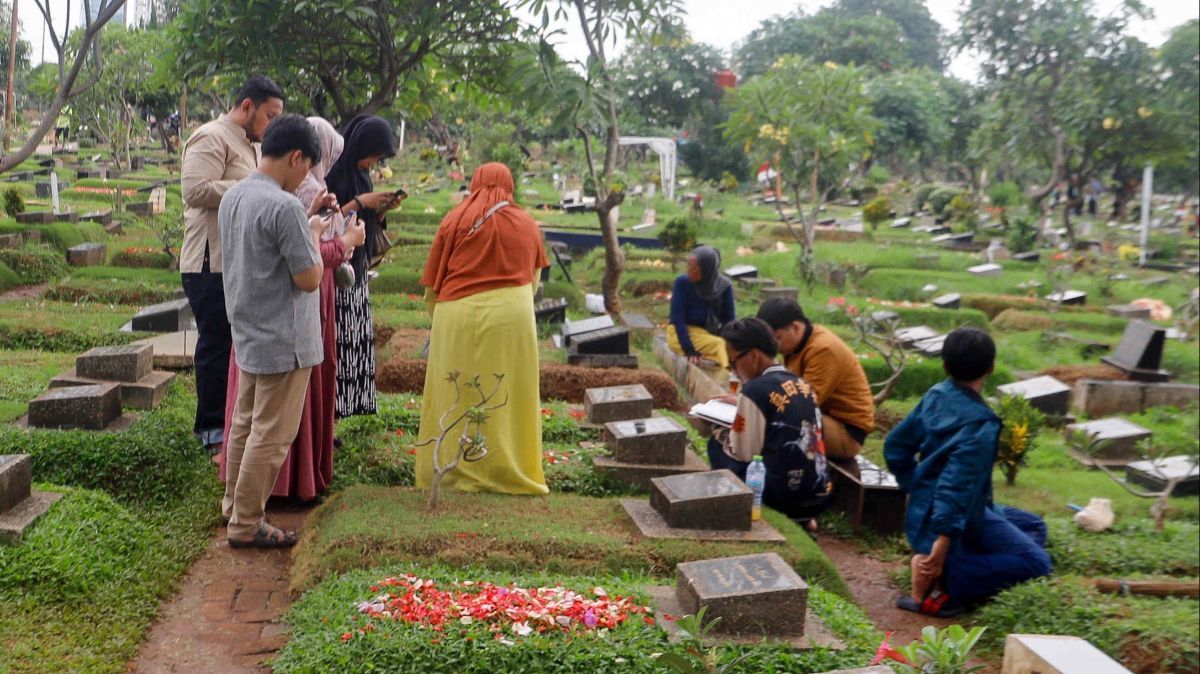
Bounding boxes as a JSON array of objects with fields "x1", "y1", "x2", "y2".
[{"x1": 219, "y1": 238, "x2": 347, "y2": 500}]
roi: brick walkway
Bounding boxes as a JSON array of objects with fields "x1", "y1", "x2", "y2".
[{"x1": 127, "y1": 504, "x2": 311, "y2": 673}]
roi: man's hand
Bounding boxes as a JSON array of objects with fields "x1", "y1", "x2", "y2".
[
  {"x1": 708, "y1": 394, "x2": 738, "y2": 405},
  {"x1": 309, "y1": 214, "x2": 332, "y2": 241},
  {"x1": 918, "y1": 534, "x2": 951, "y2": 579},
  {"x1": 340, "y1": 212, "x2": 366, "y2": 250},
  {"x1": 307, "y1": 188, "x2": 337, "y2": 217}
]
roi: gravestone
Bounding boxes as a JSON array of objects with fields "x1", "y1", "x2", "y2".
[
  {"x1": 571, "y1": 325, "x2": 630, "y2": 355},
  {"x1": 126, "y1": 201, "x2": 155, "y2": 216},
  {"x1": 14, "y1": 211, "x2": 55, "y2": 224},
  {"x1": 0, "y1": 455, "x2": 62, "y2": 543},
  {"x1": 27, "y1": 383, "x2": 121, "y2": 430},
  {"x1": 620, "y1": 312, "x2": 655, "y2": 332},
  {"x1": 998, "y1": 376, "x2": 1072, "y2": 416},
  {"x1": 676, "y1": 553, "x2": 808, "y2": 637},
  {"x1": 66, "y1": 242, "x2": 106, "y2": 266},
  {"x1": 1101, "y1": 320, "x2": 1169, "y2": 382},
  {"x1": 77, "y1": 169, "x2": 102, "y2": 179},
  {"x1": 35, "y1": 180, "x2": 69, "y2": 197},
  {"x1": 54, "y1": 210, "x2": 80, "y2": 223},
  {"x1": 0, "y1": 233, "x2": 21, "y2": 249},
  {"x1": 1045, "y1": 290, "x2": 1087, "y2": 306},
  {"x1": 1072, "y1": 379, "x2": 1144, "y2": 417},
  {"x1": 890, "y1": 217, "x2": 911, "y2": 228},
  {"x1": 932, "y1": 293, "x2": 961, "y2": 310},
  {"x1": 534, "y1": 298, "x2": 568, "y2": 325},
  {"x1": 80, "y1": 210, "x2": 114, "y2": 225},
  {"x1": 828, "y1": 456, "x2": 906, "y2": 534},
  {"x1": 762, "y1": 286, "x2": 799, "y2": 303},
  {"x1": 738, "y1": 276, "x2": 777, "y2": 291},
  {"x1": 895, "y1": 325, "x2": 939, "y2": 347},
  {"x1": 1001, "y1": 634, "x2": 1132, "y2": 674},
  {"x1": 649, "y1": 469, "x2": 753, "y2": 531},
  {"x1": 724, "y1": 264, "x2": 758, "y2": 279},
  {"x1": 49, "y1": 369, "x2": 174, "y2": 410},
  {"x1": 562, "y1": 315, "x2": 615, "y2": 346},
  {"x1": 1065, "y1": 417, "x2": 1152, "y2": 462},
  {"x1": 968, "y1": 263, "x2": 1002, "y2": 277},
  {"x1": 933, "y1": 232, "x2": 973, "y2": 245},
  {"x1": 584, "y1": 384, "x2": 653, "y2": 424},
  {"x1": 605, "y1": 417, "x2": 688, "y2": 465},
  {"x1": 912, "y1": 334, "x2": 946, "y2": 356},
  {"x1": 1012, "y1": 251, "x2": 1041, "y2": 262},
  {"x1": 566, "y1": 351, "x2": 638, "y2": 368},
  {"x1": 871, "y1": 310, "x2": 899, "y2": 325},
  {"x1": 1106, "y1": 304, "x2": 1152, "y2": 320},
  {"x1": 131, "y1": 298, "x2": 195, "y2": 332},
  {"x1": 1125, "y1": 456, "x2": 1199, "y2": 497},
  {"x1": 76, "y1": 344, "x2": 153, "y2": 383}
]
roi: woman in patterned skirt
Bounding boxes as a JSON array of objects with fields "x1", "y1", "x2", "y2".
[{"x1": 324, "y1": 115, "x2": 397, "y2": 418}]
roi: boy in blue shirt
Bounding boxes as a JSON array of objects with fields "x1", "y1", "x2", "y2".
[{"x1": 885, "y1": 328, "x2": 1051, "y2": 616}]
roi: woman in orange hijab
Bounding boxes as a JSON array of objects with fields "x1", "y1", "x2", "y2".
[{"x1": 416, "y1": 163, "x2": 550, "y2": 495}]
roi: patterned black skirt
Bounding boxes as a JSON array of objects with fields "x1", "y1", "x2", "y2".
[{"x1": 334, "y1": 280, "x2": 377, "y2": 418}]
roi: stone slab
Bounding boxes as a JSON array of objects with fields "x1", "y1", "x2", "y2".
[
  {"x1": 828, "y1": 456, "x2": 906, "y2": 535},
  {"x1": 1001, "y1": 634, "x2": 1131, "y2": 674},
  {"x1": 566, "y1": 351, "x2": 639, "y2": 368},
  {"x1": 131, "y1": 298, "x2": 195, "y2": 333},
  {"x1": 1012, "y1": 250, "x2": 1041, "y2": 262},
  {"x1": 912, "y1": 334, "x2": 946, "y2": 356},
  {"x1": 620, "y1": 499, "x2": 786, "y2": 542},
  {"x1": 14, "y1": 211, "x2": 55, "y2": 224},
  {"x1": 968, "y1": 263, "x2": 1003, "y2": 277},
  {"x1": 54, "y1": 211, "x2": 80, "y2": 223},
  {"x1": 0, "y1": 491, "x2": 62, "y2": 544},
  {"x1": 562, "y1": 315, "x2": 615, "y2": 344},
  {"x1": 1106, "y1": 304, "x2": 1152, "y2": 320},
  {"x1": 1125, "y1": 456, "x2": 1199, "y2": 497},
  {"x1": 605, "y1": 416, "x2": 688, "y2": 465},
  {"x1": 1065, "y1": 417, "x2": 1152, "y2": 461},
  {"x1": 647, "y1": 585, "x2": 843, "y2": 650},
  {"x1": 895, "y1": 325, "x2": 939, "y2": 346},
  {"x1": 0, "y1": 454, "x2": 32, "y2": 514},
  {"x1": 1101, "y1": 320, "x2": 1168, "y2": 382},
  {"x1": 737, "y1": 277, "x2": 777, "y2": 289},
  {"x1": 50, "y1": 368, "x2": 174, "y2": 410},
  {"x1": 572, "y1": 325, "x2": 630, "y2": 355},
  {"x1": 66, "y1": 242, "x2": 106, "y2": 266},
  {"x1": 649, "y1": 469, "x2": 753, "y2": 531},
  {"x1": 724, "y1": 264, "x2": 758, "y2": 279},
  {"x1": 932, "y1": 293, "x2": 961, "y2": 310},
  {"x1": 585, "y1": 384, "x2": 653, "y2": 424},
  {"x1": 80, "y1": 209, "x2": 114, "y2": 225},
  {"x1": 592, "y1": 450, "x2": 709, "y2": 491},
  {"x1": 1045, "y1": 290, "x2": 1087, "y2": 306},
  {"x1": 762, "y1": 286, "x2": 799, "y2": 302},
  {"x1": 27, "y1": 383, "x2": 121, "y2": 430},
  {"x1": 76, "y1": 343, "x2": 153, "y2": 382},
  {"x1": 676, "y1": 552, "x2": 808, "y2": 637},
  {"x1": 132, "y1": 331, "x2": 195, "y2": 369},
  {"x1": 890, "y1": 217, "x2": 911, "y2": 229},
  {"x1": 1072, "y1": 379, "x2": 1144, "y2": 417},
  {"x1": 533, "y1": 298, "x2": 568, "y2": 325},
  {"x1": 998, "y1": 376, "x2": 1072, "y2": 416},
  {"x1": 620, "y1": 312, "x2": 655, "y2": 331},
  {"x1": 1142, "y1": 382, "x2": 1200, "y2": 410}
]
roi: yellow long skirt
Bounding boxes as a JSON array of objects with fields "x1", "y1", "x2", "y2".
[
  {"x1": 415, "y1": 284, "x2": 548, "y2": 495},
  {"x1": 666, "y1": 325, "x2": 730, "y2": 368}
]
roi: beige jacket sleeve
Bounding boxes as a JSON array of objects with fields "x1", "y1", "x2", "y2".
[{"x1": 181, "y1": 130, "x2": 239, "y2": 209}]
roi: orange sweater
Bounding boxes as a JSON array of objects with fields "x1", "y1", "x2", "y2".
[{"x1": 783, "y1": 324, "x2": 876, "y2": 435}]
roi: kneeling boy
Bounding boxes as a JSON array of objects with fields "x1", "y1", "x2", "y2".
[{"x1": 885, "y1": 328, "x2": 1051, "y2": 616}]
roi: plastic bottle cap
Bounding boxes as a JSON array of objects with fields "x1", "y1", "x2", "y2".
[{"x1": 752, "y1": 455, "x2": 763, "y2": 461}]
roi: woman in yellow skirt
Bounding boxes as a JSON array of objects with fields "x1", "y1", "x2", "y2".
[
  {"x1": 666, "y1": 245, "x2": 736, "y2": 367},
  {"x1": 416, "y1": 163, "x2": 550, "y2": 495}
]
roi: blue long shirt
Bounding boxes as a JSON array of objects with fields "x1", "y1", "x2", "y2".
[
  {"x1": 669, "y1": 274, "x2": 735, "y2": 355},
  {"x1": 883, "y1": 379, "x2": 1002, "y2": 555}
]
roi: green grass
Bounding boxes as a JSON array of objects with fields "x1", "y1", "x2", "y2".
[
  {"x1": 290, "y1": 486, "x2": 850, "y2": 600},
  {"x1": 0, "y1": 299, "x2": 137, "y2": 351},
  {"x1": 0, "y1": 349, "x2": 75, "y2": 422}
]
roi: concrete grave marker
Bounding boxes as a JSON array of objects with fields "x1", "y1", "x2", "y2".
[
  {"x1": 649, "y1": 469, "x2": 753, "y2": 531},
  {"x1": 895, "y1": 325, "x2": 939, "y2": 346},
  {"x1": 76, "y1": 344, "x2": 152, "y2": 383},
  {"x1": 1045, "y1": 290, "x2": 1087, "y2": 305},
  {"x1": 620, "y1": 312, "x2": 655, "y2": 331},
  {"x1": 0, "y1": 455, "x2": 62, "y2": 543},
  {"x1": 584, "y1": 384, "x2": 653, "y2": 424},
  {"x1": 1001, "y1": 634, "x2": 1131, "y2": 674},
  {"x1": 131, "y1": 298, "x2": 195, "y2": 332},
  {"x1": 1125, "y1": 456, "x2": 1199, "y2": 497},
  {"x1": 762, "y1": 286, "x2": 799, "y2": 302},
  {"x1": 1012, "y1": 250, "x2": 1041, "y2": 262},
  {"x1": 890, "y1": 217, "x2": 911, "y2": 228},
  {"x1": 932, "y1": 293, "x2": 961, "y2": 310},
  {"x1": 737, "y1": 276, "x2": 777, "y2": 290},
  {"x1": 66, "y1": 242, "x2": 106, "y2": 266},
  {"x1": 28, "y1": 383, "x2": 121, "y2": 431},
  {"x1": 571, "y1": 325, "x2": 630, "y2": 355},
  {"x1": 1101, "y1": 320, "x2": 1168, "y2": 382},
  {"x1": 968, "y1": 263, "x2": 1002, "y2": 277},
  {"x1": 829, "y1": 456, "x2": 905, "y2": 534},
  {"x1": 1106, "y1": 304, "x2": 1152, "y2": 320},
  {"x1": 605, "y1": 417, "x2": 688, "y2": 465},
  {"x1": 676, "y1": 552, "x2": 808, "y2": 636},
  {"x1": 724, "y1": 264, "x2": 758, "y2": 279},
  {"x1": 912, "y1": 334, "x2": 946, "y2": 356},
  {"x1": 1066, "y1": 417, "x2": 1152, "y2": 462},
  {"x1": 534, "y1": 298, "x2": 568, "y2": 325},
  {"x1": 562, "y1": 315, "x2": 615, "y2": 346},
  {"x1": 997, "y1": 376, "x2": 1072, "y2": 416}
]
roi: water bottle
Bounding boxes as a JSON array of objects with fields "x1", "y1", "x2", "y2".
[{"x1": 746, "y1": 455, "x2": 766, "y2": 521}]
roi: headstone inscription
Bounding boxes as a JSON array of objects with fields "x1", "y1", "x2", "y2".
[
  {"x1": 675, "y1": 553, "x2": 808, "y2": 636},
  {"x1": 584, "y1": 384, "x2": 653, "y2": 424},
  {"x1": 649, "y1": 470, "x2": 753, "y2": 531}
]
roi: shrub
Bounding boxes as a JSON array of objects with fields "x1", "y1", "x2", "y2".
[
  {"x1": 987, "y1": 180, "x2": 1023, "y2": 209},
  {"x1": 657, "y1": 216, "x2": 697, "y2": 257},
  {"x1": 0, "y1": 244, "x2": 67, "y2": 284},
  {"x1": 3, "y1": 186, "x2": 25, "y2": 216},
  {"x1": 912, "y1": 184, "x2": 938, "y2": 212},
  {"x1": 862, "y1": 196, "x2": 891, "y2": 231},
  {"x1": 0, "y1": 260, "x2": 24, "y2": 292},
  {"x1": 995, "y1": 393, "x2": 1046, "y2": 485},
  {"x1": 1007, "y1": 211, "x2": 1038, "y2": 253},
  {"x1": 928, "y1": 187, "x2": 963, "y2": 217}
]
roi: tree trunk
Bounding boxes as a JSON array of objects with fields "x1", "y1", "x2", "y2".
[{"x1": 598, "y1": 192, "x2": 625, "y2": 314}]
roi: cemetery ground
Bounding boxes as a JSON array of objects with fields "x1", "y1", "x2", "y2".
[{"x1": 0, "y1": 147, "x2": 1196, "y2": 674}]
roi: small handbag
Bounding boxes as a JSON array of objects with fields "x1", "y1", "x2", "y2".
[{"x1": 368, "y1": 223, "x2": 393, "y2": 270}]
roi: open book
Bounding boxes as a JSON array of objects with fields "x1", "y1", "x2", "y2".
[{"x1": 688, "y1": 399, "x2": 737, "y2": 428}]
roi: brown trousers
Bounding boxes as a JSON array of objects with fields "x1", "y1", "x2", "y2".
[
  {"x1": 823, "y1": 415, "x2": 864, "y2": 460},
  {"x1": 223, "y1": 366, "x2": 312, "y2": 539}
]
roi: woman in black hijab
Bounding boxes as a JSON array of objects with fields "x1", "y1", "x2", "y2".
[
  {"x1": 325, "y1": 114, "x2": 397, "y2": 418},
  {"x1": 667, "y1": 245, "x2": 736, "y2": 367}
]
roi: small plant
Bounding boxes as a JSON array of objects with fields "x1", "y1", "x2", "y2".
[
  {"x1": 912, "y1": 184, "x2": 938, "y2": 213},
  {"x1": 928, "y1": 187, "x2": 963, "y2": 218},
  {"x1": 863, "y1": 195, "x2": 891, "y2": 231},
  {"x1": 657, "y1": 216, "x2": 697, "y2": 271},
  {"x1": 1007, "y1": 212, "x2": 1038, "y2": 253},
  {"x1": 873, "y1": 624, "x2": 987, "y2": 674},
  {"x1": 948, "y1": 194, "x2": 979, "y2": 231},
  {"x1": 653, "y1": 607, "x2": 752, "y2": 674},
  {"x1": 3, "y1": 186, "x2": 25, "y2": 216},
  {"x1": 995, "y1": 394, "x2": 1046, "y2": 486},
  {"x1": 412, "y1": 371, "x2": 508, "y2": 510},
  {"x1": 987, "y1": 181, "x2": 1023, "y2": 209},
  {"x1": 719, "y1": 171, "x2": 739, "y2": 192}
]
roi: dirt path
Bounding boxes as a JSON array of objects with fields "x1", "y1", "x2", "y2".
[
  {"x1": 819, "y1": 536, "x2": 956, "y2": 646},
  {"x1": 0, "y1": 282, "x2": 49, "y2": 302},
  {"x1": 126, "y1": 503, "x2": 312, "y2": 674}
]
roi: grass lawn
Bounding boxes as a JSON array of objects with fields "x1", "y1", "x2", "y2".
[{"x1": 0, "y1": 349, "x2": 76, "y2": 422}]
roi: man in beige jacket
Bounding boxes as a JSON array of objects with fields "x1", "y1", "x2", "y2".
[{"x1": 181, "y1": 75, "x2": 284, "y2": 454}]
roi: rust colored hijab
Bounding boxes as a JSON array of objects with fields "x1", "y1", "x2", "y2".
[{"x1": 421, "y1": 163, "x2": 549, "y2": 302}]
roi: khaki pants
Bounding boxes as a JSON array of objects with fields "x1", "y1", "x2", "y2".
[
  {"x1": 823, "y1": 415, "x2": 864, "y2": 460},
  {"x1": 223, "y1": 366, "x2": 312, "y2": 539}
]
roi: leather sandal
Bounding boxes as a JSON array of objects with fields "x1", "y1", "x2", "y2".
[{"x1": 228, "y1": 523, "x2": 298, "y2": 549}]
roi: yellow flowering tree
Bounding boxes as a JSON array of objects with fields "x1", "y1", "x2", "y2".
[
  {"x1": 995, "y1": 394, "x2": 1047, "y2": 486},
  {"x1": 725, "y1": 56, "x2": 876, "y2": 287}
]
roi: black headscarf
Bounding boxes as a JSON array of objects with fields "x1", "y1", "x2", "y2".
[
  {"x1": 690, "y1": 245, "x2": 732, "y2": 332},
  {"x1": 325, "y1": 114, "x2": 397, "y2": 281}
]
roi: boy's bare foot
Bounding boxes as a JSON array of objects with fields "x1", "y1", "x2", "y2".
[
  {"x1": 804, "y1": 519, "x2": 819, "y2": 533},
  {"x1": 910, "y1": 554, "x2": 937, "y2": 601}
]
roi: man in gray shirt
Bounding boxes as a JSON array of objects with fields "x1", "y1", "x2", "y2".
[{"x1": 219, "y1": 114, "x2": 335, "y2": 548}]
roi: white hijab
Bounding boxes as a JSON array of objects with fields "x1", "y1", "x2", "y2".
[{"x1": 295, "y1": 117, "x2": 344, "y2": 210}]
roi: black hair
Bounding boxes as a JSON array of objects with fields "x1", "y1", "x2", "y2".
[
  {"x1": 942, "y1": 327, "x2": 995, "y2": 382},
  {"x1": 234, "y1": 75, "x2": 285, "y2": 107},
  {"x1": 756, "y1": 298, "x2": 808, "y2": 330},
  {"x1": 720, "y1": 318, "x2": 779, "y2": 358},
  {"x1": 261, "y1": 114, "x2": 321, "y2": 163}
]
